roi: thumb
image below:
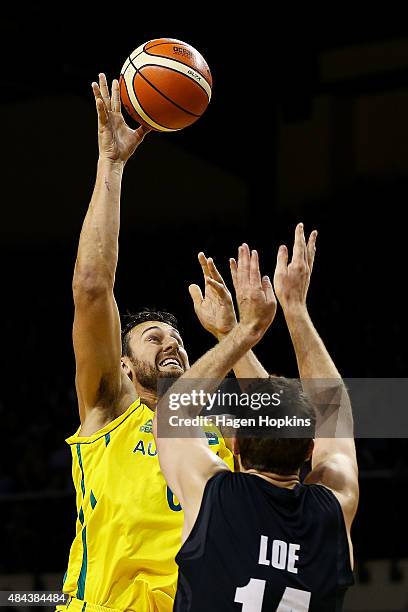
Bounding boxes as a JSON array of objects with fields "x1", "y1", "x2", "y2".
[
  {"x1": 262, "y1": 275, "x2": 276, "y2": 304},
  {"x1": 188, "y1": 284, "x2": 203, "y2": 308},
  {"x1": 135, "y1": 124, "x2": 152, "y2": 141},
  {"x1": 275, "y1": 244, "x2": 288, "y2": 274}
]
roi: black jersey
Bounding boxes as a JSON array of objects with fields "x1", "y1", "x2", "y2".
[{"x1": 174, "y1": 471, "x2": 353, "y2": 612}]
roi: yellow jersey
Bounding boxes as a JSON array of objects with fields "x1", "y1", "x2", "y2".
[{"x1": 59, "y1": 398, "x2": 233, "y2": 612}]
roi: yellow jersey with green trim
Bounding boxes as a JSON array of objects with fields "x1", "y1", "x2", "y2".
[{"x1": 60, "y1": 398, "x2": 233, "y2": 612}]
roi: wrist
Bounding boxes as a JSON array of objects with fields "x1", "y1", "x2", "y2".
[
  {"x1": 282, "y1": 303, "x2": 310, "y2": 326},
  {"x1": 97, "y1": 157, "x2": 125, "y2": 172},
  {"x1": 216, "y1": 326, "x2": 236, "y2": 342},
  {"x1": 234, "y1": 322, "x2": 263, "y2": 349}
]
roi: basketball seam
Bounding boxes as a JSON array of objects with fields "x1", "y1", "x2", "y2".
[
  {"x1": 137, "y1": 67, "x2": 202, "y2": 118},
  {"x1": 121, "y1": 42, "x2": 174, "y2": 75},
  {"x1": 144, "y1": 40, "x2": 187, "y2": 52},
  {"x1": 137, "y1": 41, "x2": 178, "y2": 60},
  {"x1": 143, "y1": 45, "x2": 211, "y2": 85},
  {"x1": 127, "y1": 55, "x2": 203, "y2": 121},
  {"x1": 121, "y1": 70, "x2": 171, "y2": 131}
]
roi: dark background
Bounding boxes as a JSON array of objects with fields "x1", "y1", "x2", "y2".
[{"x1": 0, "y1": 6, "x2": 407, "y2": 603}]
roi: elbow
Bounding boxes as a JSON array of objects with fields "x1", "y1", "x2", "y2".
[{"x1": 72, "y1": 266, "x2": 114, "y2": 301}]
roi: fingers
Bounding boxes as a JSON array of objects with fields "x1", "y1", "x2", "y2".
[
  {"x1": 198, "y1": 252, "x2": 210, "y2": 280},
  {"x1": 207, "y1": 257, "x2": 227, "y2": 286},
  {"x1": 92, "y1": 81, "x2": 102, "y2": 102},
  {"x1": 237, "y1": 244, "x2": 250, "y2": 290},
  {"x1": 229, "y1": 258, "x2": 238, "y2": 291},
  {"x1": 92, "y1": 77, "x2": 111, "y2": 126},
  {"x1": 99, "y1": 73, "x2": 111, "y2": 111},
  {"x1": 111, "y1": 79, "x2": 121, "y2": 113},
  {"x1": 275, "y1": 244, "x2": 289, "y2": 276},
  {"x1": 249, "y1": 249, "x2": 262, "y2": 287},
  {"x1": 307, "y1": 230, "x2": 318, "y2": 271},
  {"x1": 188, "y1": 284, "x2": 203, "y2": 308},
  {"x1": 207, "y1": 277, "x2": 229, "y2": 298},
  {"x1": 292, "y1": 222, "x2": 307, "y2": 265},
  {"x1": 95, "y1": 97, "x2": 108, "y2": 126},
  {"x1": 92, "y1": 82, "x2": 106, "y2": 118},
  {"x1": 189, "y1": 277, "x2": 229, "y2": 306},
  {"x1": 262, "y1": 275, "x2": 276, "y2": 304},
  {"x1": 237, "y1": 244, "x2": 263, "y2": 288},
  {"x1": 198, "y1": 251, "x2": 228, "y2": 290}
]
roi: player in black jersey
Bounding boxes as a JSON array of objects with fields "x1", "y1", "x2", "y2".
[{"x1": 154, "y1": 224, "x2": 358, "y2": 611}]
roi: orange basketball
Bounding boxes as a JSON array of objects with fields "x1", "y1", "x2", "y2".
[{"x1": 119, "y1": 38, "x2": 212, "y2": 132}]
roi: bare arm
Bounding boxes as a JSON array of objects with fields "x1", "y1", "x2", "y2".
[
  {"x1": 73, "y1": 74, "x2": 149, "y2": 423},
  {"x1": 156, "y1": 247, "x2": 277, "y2": 538},
  {"x1": 73, "y1": 158, "x2": 124, "y2": 422},
  {"x1": 188, "y1": 249, "x2": 269, "y2": 453},
  {"x1": 274, "y1": 224, "x2": 358, "y2": 529}
]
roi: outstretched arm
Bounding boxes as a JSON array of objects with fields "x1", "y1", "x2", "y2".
[
  {"x1": 273, "y1": 223, "x2": 358, "y2": 532},
  {"x1": 155, "y1": 246, "x2": 276, "y2": 539},
  {"x1": 73, "y1": 74, "x2": 150, "y2": 424}
]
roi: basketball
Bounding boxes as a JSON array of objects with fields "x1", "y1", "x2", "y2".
[{"x1": 119, "y1": 38, "x2": 212, "y2": 132}]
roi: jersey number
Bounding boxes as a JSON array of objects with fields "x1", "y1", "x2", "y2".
[
  {"x1": 234, "y1": 578, "x2": 311, "y2": 611},
  {"x1": 166, "y1": 486, "x2": 182, "y2": 512}
]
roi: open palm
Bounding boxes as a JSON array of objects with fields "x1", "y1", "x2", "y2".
[
  {"x1": 189, "y1": 253, "x2": 237, "y2": 338},
  {"x1": 92, "y1": 73, "x2": 150, "y2": 163}
]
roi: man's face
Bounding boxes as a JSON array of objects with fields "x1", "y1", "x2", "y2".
[{"x1": 126, "y1": 321, "x2": 189, "y2": 390}]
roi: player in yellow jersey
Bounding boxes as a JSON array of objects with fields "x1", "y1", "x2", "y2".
[{"x1": 58, "y1": 73, "x2": 268, "y2": 612}]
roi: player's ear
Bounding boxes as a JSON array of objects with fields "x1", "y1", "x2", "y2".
[
  {"x1": 231, "y1": 435, "x2": 240, "y2": 456},
  {"x1": 121, "y1": 356, "x2": 133, "y2": 381},
  {"x1": 306, "y1": 440, "x2": 315, "y2": 462}
]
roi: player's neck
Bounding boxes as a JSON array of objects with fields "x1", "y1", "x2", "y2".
[
  {"x1": 245, "y1": 469, "x2": 300, "y2": 489},
  {"x1": 135, "y1": 386, "x2": 158, "y2": 411}
]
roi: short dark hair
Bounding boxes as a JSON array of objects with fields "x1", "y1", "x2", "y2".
[
  {"x1": 237, "y1": 377, "x2": 316, "y2": 476},
  {"x1": 121, "y1": 309, "x2": 179, "y2": 357}
]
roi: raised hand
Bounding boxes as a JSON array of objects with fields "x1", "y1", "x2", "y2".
[
  {"x1": 92, "y1": 73, "x2": 151, "y2": 164},
  {"x1": 189, "y1": 252, "x2": 237, "y2": 338},
  {"x1": 230, "y1": 243, "x2": 276, "y2": 342},
  {"x1": 273, "y1": 223, "x2": 318, "y2": 314}
]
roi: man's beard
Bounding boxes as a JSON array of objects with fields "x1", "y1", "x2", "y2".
[{"x1": 131, "y1": 358, "x2": 183, "y2": 392}]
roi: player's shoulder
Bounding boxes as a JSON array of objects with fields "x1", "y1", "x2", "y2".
[
  {"x1": 66, "y1": 396, "x2": 149, "y2": 445},
  {"x1": 302, "y1": 479, "x2": 343, "y2": 509},
  {"x1": 304, "y1": 459, "x2": 359, "y2": 526}
]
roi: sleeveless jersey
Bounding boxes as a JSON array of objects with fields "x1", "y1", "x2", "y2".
[
  {"x1": 60, "y1": 399, "x2": 233, "y2": 612},
  {"x1": 175, "y1": 471, "x2": 354, "y2": 612}
]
